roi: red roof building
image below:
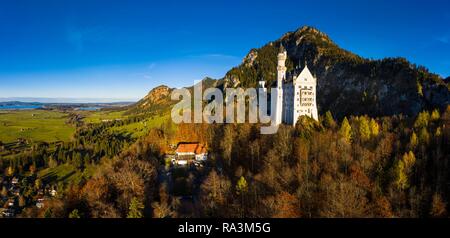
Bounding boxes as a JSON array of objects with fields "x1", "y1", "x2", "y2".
[{"x1": 175, "y1": 143, "x2": 208, "y2": 164}]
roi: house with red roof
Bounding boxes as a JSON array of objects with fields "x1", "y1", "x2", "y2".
[{"x1": 174, "y1": 142, "x2": 208, "y2": 165}]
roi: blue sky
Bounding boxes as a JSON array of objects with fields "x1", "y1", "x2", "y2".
[{"x1": 0, "y1": 0, "x2": 449, "y2": 101}]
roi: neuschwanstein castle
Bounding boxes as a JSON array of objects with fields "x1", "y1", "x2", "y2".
[{"x1": 260, "y1": 44, "x2": 318, "y2": 126}]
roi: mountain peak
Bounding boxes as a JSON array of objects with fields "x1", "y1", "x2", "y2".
[{"x1": 224, "y1": 26, "x2": 449, "y2": 118}]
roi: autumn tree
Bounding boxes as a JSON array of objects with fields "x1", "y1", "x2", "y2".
[
  {"x1": 369, "y1": 118, "x2": 379, "y2": 137},
  {"x1": 418, "y1": 127, "x2": 430, "y2": 145},
  {"x1": 323, "y1": 111, "x2": 337, "y2": 129},
  {"x1": 338, "y1": 117, "x2": 352, "y2": 143},
  {"x1": 430, "y1": 193, "x2": 447, "y2": 218},
  {"x1": 6, "y1": 166, "x2": 14, "y2": 177},
  {"x1": 414, "y1": 111, "x2": 430, "y2": 129},
  {"x1": 152, "y1": 183, "x2": 179, "y2": 218},
  {"x1": 1, "y1": 186, "x2": 7, "y2": 197},
  {"x1": 319, "y1": 179, "x2": 368, "y2": 218},
  {"x1": 430, "y1": 109, "x2": 440, "y2": 122},
  {"x1": 221, "y1": 125, "x2": 235, "y2": 166},
  {"x1": 19, "y1": 196, "x2": 26, "y2": 207},
  {"x1": 409, "y1": 132, "x2": 418, "y2": 150},
  {"x1": 263, "y1": 191, "x2": 301, "y2": 218},
  {"x1": 200, "y1": 169, "x2": 231, "y2": 216},
  {"x1": 359, "y1": 117, "x2": 371, "y2": 141},
  {"x1": 394, "y1": 152, "x2": 416, "y2": 190}
]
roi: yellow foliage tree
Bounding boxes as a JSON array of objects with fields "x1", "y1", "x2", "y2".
[
  {"x1": 339, "y1": 117, "x2": 352, "y2": 143},
  {"x1": 369, "y1": 118, "x2": 379, "y2": 137},
  {"x1": 430, "y1": 109, "x2": 440, "y2": 121},
  {"x1": 359, "y1": 117, "x2": 371, "y2": 141},
  {"x1": 409, "y1": 132, "x2": 418, "y2": 150},
  {"x1": 394, "y1": 160, "x2": 409, "y2": 190},
  {"x1": 6, "y1": 166, "x2": 14, "y2": 177},
  {"x1": 236, "y1": 176, "x2": 248, "y2": 195},
  {"x1": 414, "y1": 111, "x2": 430, "y2": 129},
  {"x1": 394, "y1": 151, "x2": 416, "y2": 190}
]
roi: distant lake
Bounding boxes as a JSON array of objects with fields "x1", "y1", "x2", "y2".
[
  {"x1": 77, "y1": 107, "x2": 100, "y2": 111},
  {"x1": 0, "y1": 105, "x2": 42, "y2": 110}
]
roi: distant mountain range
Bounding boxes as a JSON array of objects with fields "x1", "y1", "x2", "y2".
[
  {"x1": 0, "y1": 97, "x2": 138, "y2": 104},
  {"x1": 130, "y1": 26, "x2": 449, "y2": 119},
  {"x1": 0, "y1": 100, "x2": 135, "y2": 111}
]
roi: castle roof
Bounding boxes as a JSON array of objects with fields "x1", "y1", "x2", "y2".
[{"x1": 285, "y1": 65, "x2": 316, "y2": 83}]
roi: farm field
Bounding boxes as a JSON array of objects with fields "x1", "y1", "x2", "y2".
[
  {"x1": 81, "y1": 110, "x2": 126, "y2": 124},
  {"x1": 0, "y1": 110, "x2": 75, "y2": 143}
]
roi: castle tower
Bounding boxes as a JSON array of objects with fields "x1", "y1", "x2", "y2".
[
  {"x1": 293, "y1": 64, "x2": 319, "y2": 125},
  {"x1": 275, "y1": 44, "x2": 287, "y2": 125}
]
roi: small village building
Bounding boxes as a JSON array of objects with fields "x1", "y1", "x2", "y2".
[
  {"x1": 174, "y1": 143, "x2": 208, "y2": 166},
  {"x1": 36, "y1": 197, "x2": 45, "y2": 209},
  {"x1": 11, "y1": 178, "x2": 19, "y2": 185}
]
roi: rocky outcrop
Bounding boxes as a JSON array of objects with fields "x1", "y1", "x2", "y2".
[{"x1": 140, "y1": 85, "x2": 172, "y2": 108}]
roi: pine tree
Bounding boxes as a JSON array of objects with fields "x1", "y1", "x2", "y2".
[
  {"x1": 127, "y1": 197, "x2": 144, "y2": 218},
  {"x1": 69, "y1": 209, "x2": 81, "y2": 218},
  {"x1": 83, "y1": 154, "x2": 91, "y2": 168},
  {"x1": 44, "y1": 208, "x2": 53, "y2": 218},
  {"x1": 236, "y1": 176, "x2": 248, "y2": 195}
]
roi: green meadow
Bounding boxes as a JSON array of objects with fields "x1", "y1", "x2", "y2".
[
  {"x1": 107, "y1": 113, "x2": 172, "y2": 138},
  {"x1": 81, "y1": 110, "x2": 126, "y2": 124},
  {"x1": 0, "y1": 109, "x2": 171, "y2": 144},
  {"x1": 38, "y1": 163, "x2": 98, "y2": 185},
  {"x1": 0, "y1": 110, "x2": 75, "y2": 143}
]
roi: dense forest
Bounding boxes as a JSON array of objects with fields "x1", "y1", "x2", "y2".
[{"x1": 2, "y1": 105, "x2": 448, "y2": 218}]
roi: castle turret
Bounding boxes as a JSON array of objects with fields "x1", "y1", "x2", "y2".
[
  {"x1": 275, "y1": 44, "x2": 287, "y2": 125},
  {"x1": 277, "y1": 44, "x2": 287, "y2": 86}
]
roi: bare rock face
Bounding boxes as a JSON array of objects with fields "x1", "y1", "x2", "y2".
[
  {"x1": 141, "y1": 85, "x2": 172, "y2": 108},
  {"x1": 243, "y1": 50, "x2": 258, "y2": 67},
  {"x1": 127, "y1": 85, "x2": 174, "y2": 114},
  {"x1": 223, "y1": 26, "x2": 450, "y2": 119}
]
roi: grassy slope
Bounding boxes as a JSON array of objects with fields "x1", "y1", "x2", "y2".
[
  {"x1": 81, "y1": 110, "x2": 126, "y2": 124},
  {"x1": 38, "y1": 163, "x2": 97, "y2": 185},
  {"x1": 0, "y1": 110, "x2": 75, "y2": 143},
  {"x1": 107, "y1": 113, "x2": 171, "y2": 138}
]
